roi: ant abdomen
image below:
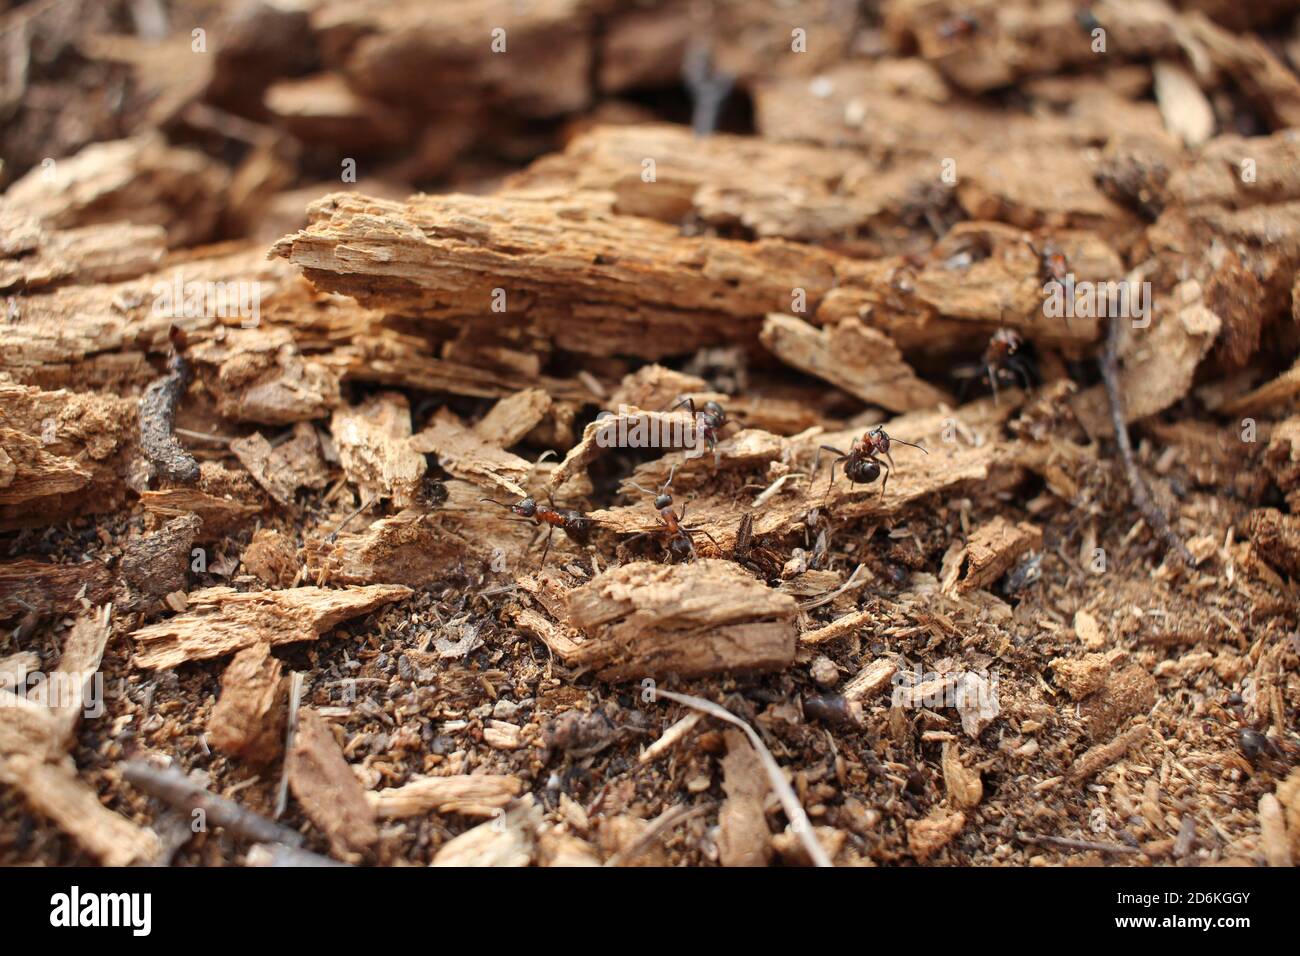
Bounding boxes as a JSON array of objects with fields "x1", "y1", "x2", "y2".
[{"x1": 845, "y1": 459, "x2": 881, "y2": 484}]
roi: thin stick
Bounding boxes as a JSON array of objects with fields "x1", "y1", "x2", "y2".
[
  {"x1": 275, "y1": 671, "x2": 303, "y2": 818},
  {"x1": 1099, "y1": 315, "x2": 1195, "y2": 565},
  {"x1": 1015, "y1": 831, "x2": 1143, "y2": 855},
  {"x1": 122, "y1": 761, "x2": 303, "y2": 847},
  {"x1": 650, "y1": 688, "x2": 832, "y2": 867}
]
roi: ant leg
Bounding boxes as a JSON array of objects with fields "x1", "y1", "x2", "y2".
[
  {"x1": 876, "y1": 458, "x2": 892, "y2": 500},
  {"x1": 670, "y1": 397, "x2": 697, "y2": 416},
  {"x1": 326, "y1": 495, "x2": 378, "y2": 543},
  {"x1": 813, "y1": 445, "x2": 847, "y2": 475},
  {"x1": 987, "y1": 363, "x2": 1000, "y2": 404},
  {"x1": 687, "y1": 527, "x2": 720, "y2": 549},
  {"x1": 679, "y1": 500, "x2": 688, "y2": 522},
  {"x1": 539, "y1": 525, "x2": 554, "y2": 567},
  {"x1": 1007, "y1": 356, "x2": 1036, "y2": 391}
]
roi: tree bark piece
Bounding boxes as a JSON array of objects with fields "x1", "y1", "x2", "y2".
[
  {"x1": 368, "y1": 774, "x2": 523, "y2": 819},
  {"x1": 288, "y1": 708, "x2": 379, "y2": 860},
  {"x1": 130, "y1": 584, "x2": 412, "y2": 669},
  {"x1": 562, "y1": 559, "x2": 797, "y2": 681},
  {"x1": 957, "y1": 517, "x2": 1043, "y2": 593},
  {"x1": 208, "y1": 643, "x2": 288, "y2": 764},
  {"x1": 762, "y1": 313, "x2": 952, "y2": 412}
]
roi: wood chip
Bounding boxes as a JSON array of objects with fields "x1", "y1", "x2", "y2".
[
  {"x1": 718, "y1": 728, "x2": 773, "y2": 867},
  {"x1": 208, "y1": 643, "x2": 287, "y2": 764},
  {"x1": 287, "y1": 708, "x2": 379, "y2": 859},
  {"x1": 368, "y1": 774, "x2": 523, "y2": 819},
  {"x1": 130, "y1": 584, "x2": 412, "y2": 669},
  {"x1": 562, "y1": 559, "x2": 797, "y2": 680}
]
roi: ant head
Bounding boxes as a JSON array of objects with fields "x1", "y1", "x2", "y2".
[
  {"x1": 654, "y1": 493, "x2": 673, "y2": 511},
  {"x1": 417, "y1": 477, "x2": 448, "y2": 508},
  {"x1": 868, "y1": 425, "x2": 889, "y2": 450},
  {"x1": 703, "y1": 401, "x2": 727, "y2": 426},
  {"x1": 513, "y1": 497, "x2": 538, "y2": 518}
]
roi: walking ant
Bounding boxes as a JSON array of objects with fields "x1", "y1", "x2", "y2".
[
  {"x1": 480, "y1": 493, "x2": 592, "y2": 566},
  {"x1": 1026, "y1": 238, "x2": 1070, "y2": 286},
  {"x1": 623, "y1": 465, "x2": 719, "y2": 562},
  {"x1": 813, "y1": 426, "x2": 928, "y2": 504},
  {"x1": 670, "y1": 397, "x2": 731, "y2": 458},
  {"x1": 981, "y1": 328, "x2": 1037, "y2": 402}
]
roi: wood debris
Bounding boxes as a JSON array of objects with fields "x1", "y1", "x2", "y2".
[
  {"x1": 717, "y1": 728, "x2": 773, "y2": 867},
  {"x1": 130, "y1": 584, "x2": 412, "y2": 669},
  {"x1": 287, "y1": 708, "x2": 379, "y2": 860},
  {"x1": 229, "y1": 423, "x2": 328, "y2": 507},
  {"x1": 208, "y1": 643, "x2": 287, "y2": 764},
  {"x1": 562, "y1": 560, "x2": 796, "y2": 680},
  {"x1": 368, "y1": 774, "x2": 523, "y2": 819}
]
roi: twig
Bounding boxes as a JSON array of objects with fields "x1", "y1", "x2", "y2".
[
  {"x1": 122, "y1": 760, "x2": 303, "y2": 847},
  {"x1": 1098, "y1": 315, "x2": 1194, "y2": 565},
  {"x1": 650, "y1": 688, "x2": 833, "y2": 867},
  {"x1": 246, "y1": 843, "x2": 350, "y2": 867},
  {"x1": 275, "y1": 671, "x2": 304, "y2": 818},
  {"x1": 1015, "y1": 831, "x2": 1143, "y2": 855}
]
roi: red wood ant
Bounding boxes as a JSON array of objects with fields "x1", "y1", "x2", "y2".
[
  {"x1": 981, "y1": 328, "x2": 1036, "y2": 402},
  {"x1": 937, "y1": 13, "x2": 979, "y2": 42},
  {"x1": 624, "y1": 465, "x2": 719, "y2": 562},
  {"x1": 481, "y1": 493, "x2": 592, "y2": 566},
  {"x1": 670, "y1": 397, "x2": 730, "y2": 458},
  {"x1": 1026, "y1": 238, "x2": 1070, "y2": 285},
  {"x1": 813, "y1": 426, "x2": 928, "y2": 504}
]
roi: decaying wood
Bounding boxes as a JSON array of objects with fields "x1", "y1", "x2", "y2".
[
  {"x1": 130, "y1": 584, "x2": 412, "y2": 669},
  {"x1": 368, "y1": 773, "x2": 524, "y2": 819},
  {"x1": 411, "y1": 408, "x2": 531, "y2": 497},
  {"x1": 287, "y1": 708, "x2": 379, "y2": 859},
  {"x1": 331, "y1": 392, "x2": 427, "y2": 508},
  {"x1": 0, "y1": 383, "x2": 138, "y2": 530},
  {"x1": 230, "y1": 422, "x2": 329, "y2": 507},
  {"x1": 955, "y1": 517, "x2": 1043, "y2": 593},
  {"x1": 0, "y1": 557, "x2": 112, "y2": 620},
  {"x1": 120, "y1": 513, "x2": 201, "y2": 603},
  {"x1": 473, "y1": 388, "x2": 553, "y2": 449},
  {"x1": 761, "y1": 314, "x2": 952, "y2": 412},
  {"x1": 0, "y1": 133, "x2": 229, "y2": 247},
  {"x1": 430, "y1": 796, "x2": 543, "y2": 867},
  {"x1": 561, "y1": 560, "x2": 797, "y2": 681},
  {"x1": 1069, "y1": 722, "x2": 1153, "y2": 782},
  {"x1": 208, "y1": 643, "x2": 287, "y2": 764},
  {"x1": 718, "y1": 728, "x2": 773, "y2": 867}
]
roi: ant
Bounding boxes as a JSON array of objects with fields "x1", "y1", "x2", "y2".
[
  {"x1": 624, "y1": 465, "x2": 718, "y2": 562},
  {"x1": 981, "y1": 328, "x2": 1037, "y2": 402},
  {"x1": 481, "y1": 493, "x2": 592, "y2": 566},
  {"x1": 1025, "y1": 238, "x2": 1069, "y2": 286},
  {"x1": 937, "y1": 13, "x2": 979, "y2": 42},
  {"x1": 813, "y1": 426, "x2": 928, "y2": 504},
  {"x1": 670, "y1": 397, "x2": 731, "y2": 458}
]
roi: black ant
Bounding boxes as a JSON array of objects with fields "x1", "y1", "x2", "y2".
[
  {"x1": 670, "y1": 397, "x2": 731, "y2": 458},
  {"x1": 624, "y1": 465, "x2": 718, "y2": 562},
  {"x1": 813, "y1": 426, "x2": 928, "y2": 504},
  {"x1": 480, "y1": 493, "x2": 592, "y2": 566}
]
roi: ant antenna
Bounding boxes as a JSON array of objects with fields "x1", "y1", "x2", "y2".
[
  {"x1": 891, "y1": 437, "x2": 930, "y2": 454},
  {"x1": 480, "y1": 497, "x2": 515, "y2": 511},
  {"x1": 326, "y1": 494, "x2": 378, "y2": 543}
]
